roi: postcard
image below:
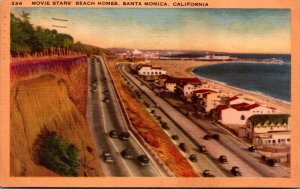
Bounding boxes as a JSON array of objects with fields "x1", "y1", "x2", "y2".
[{"x1": 0, "y1": 0, "x2": 300, "y2": 187}]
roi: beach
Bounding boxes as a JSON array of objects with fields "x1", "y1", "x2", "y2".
[{"x1": 149, "y1": 59, "x2": 291, "y2": 114}]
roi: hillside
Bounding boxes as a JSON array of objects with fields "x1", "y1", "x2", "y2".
[{"x1": 10, "y1": 74, "x2": 103, "y2": 176}]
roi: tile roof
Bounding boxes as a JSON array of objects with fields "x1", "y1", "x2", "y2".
[
  {"x1": 165, "y1": 77, "x2": 201, "y2": 84},
  {"x1": 231, "y1": 103, "x2": 260, "y2": 111},
  {"x1": 216, "y1": 104, "x2": 229, "y2": 111},
  {"x1": 227, "y1": 96, "x2": 239, "y2": 101},
  {"x1": 193, "y1": 89, "x2": 216, "y2": 94}
]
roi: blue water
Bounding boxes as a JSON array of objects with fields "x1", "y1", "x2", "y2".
[{"x1": 192, "y1": 62, "x2": 291, "y2": 102}]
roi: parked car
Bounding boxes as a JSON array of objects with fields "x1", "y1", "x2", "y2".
[
  {"x1": 203, "y1": 134, "x2": 212, "y2": 140},
  {"x1": 121, "y1": 149, "x2": 134, "y2": 159},
  {"x1": 202, "y1": 170, "x2": 215, "y2": 177},
  {"x1": 189, "y1": 154, "x2": 197, "y2": 162},
  {"x1": 248, "y1": 146, "x2": 256, "y2": 152},
  {"x1": 103, "y1": 97, "x2": 110, "y2": 103},
  {"x1": 120, "y1": 131, "x2": 130, "y2": 141},
  {"x1": 212, "y1": 134, "x2": 220, "y2": 140},
  {"x1": 198, "y1": 145, "x2": 207, "y2": 153},
  {"x1": 218, "y1": 155, "x2": 228, "y2": 164},
  {"x1": 101, "y1": 151, "x2": 114, "y2": 163},
  {"x1": 179, "y1": 143, "x2": 187, "y2": 152},
  {"x1": 261, "y1": 155, "x2": 268, "y2": 161},
  {"x1": 171, "y1": 135, "x2": 179, "y2": 140},
  {"x1": 162, "y1": 124, "x2": 170, "y2": 130},
  {"x1": 137, "y1": 155, "x2": 149, "y2": 165},
  {"x1": 267, "y1": 159, "x2": 279, "y2": 167},
  {"x1": 109, "y1": 130, "x2": 121, "y2": 138},
  {"x1": 231, "y1": 166, "x2": 242, "y2": 176}
]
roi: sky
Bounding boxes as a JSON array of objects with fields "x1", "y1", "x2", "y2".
[{"x1": 11, "y1": 8, "x2": 290, "y2": 54}]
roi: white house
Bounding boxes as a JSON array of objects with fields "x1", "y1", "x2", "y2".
[
  {"x1": 165, "y1": 77, "x2": 201, "y2": 93},
  {"x1": 246, "y1": 114, "x2": 290, "y2": 147},
  {"x1": 136, "y1": 64, "x2": 166, "y2": 76},
  {"x1": 215, "y1": 102, "x2": 278, "y2": 126}
]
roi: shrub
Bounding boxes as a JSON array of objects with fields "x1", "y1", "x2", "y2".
[{"x1": 39, "y1": 133, "x2": 80, "y2": 176}]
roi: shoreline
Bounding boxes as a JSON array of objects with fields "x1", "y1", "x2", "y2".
[{"x1": 150, "y1": 59, "x2": 291, "y2": 114}]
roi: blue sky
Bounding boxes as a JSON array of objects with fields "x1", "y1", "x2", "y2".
[{"x1": 12, "y1": 8, "x2": 290, "y2": 53}]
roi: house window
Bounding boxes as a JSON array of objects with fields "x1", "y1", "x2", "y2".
[
  {"x1": 287, "y1": 138, "x2": 290, "y2": 142},
  {"x1": 278, "y1": 139, "x2": 281, "y2": 143},
  {"x1": 273, "y1": 140, "x2": 276, "y2": 143},
  {"x1": 240, "y1": 115, "x2": 245, "y2": 120}
]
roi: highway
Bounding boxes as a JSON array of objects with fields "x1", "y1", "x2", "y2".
[
  {"x1": 119, "y1": 62, "x2": 291, "y2": 178},
  {"x1": 86, "y1": 57, "x2": 165, "y2": 177}
]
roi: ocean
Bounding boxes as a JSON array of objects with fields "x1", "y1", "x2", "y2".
[{"x1": 192, "y1": 62, "x2": 291, "y2": 102}]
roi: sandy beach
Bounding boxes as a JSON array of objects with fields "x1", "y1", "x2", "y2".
[{"x1": 149, "y1": 59, "x2": 291, "y2": 114}]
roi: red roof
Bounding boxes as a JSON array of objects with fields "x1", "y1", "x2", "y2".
[
  {"x1": 216, "y1": 104, "x2": 229, "y2": 111},
  {"x1": 231, "y1": 103, "x2": 260, "y2": 111},
  {"x1": 227, "y1": 96, "x2": 239, "y2": 102},
  {"x1": 193, "y1": 89, "x2": 216, "y2": 94},
  {"x1": 166, "y1": 77, "x2": 201, "y2": 84}
]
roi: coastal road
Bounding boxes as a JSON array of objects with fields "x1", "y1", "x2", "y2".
[
  {"x1": 119, "y1": 62, "x2": 290, "y2": 178},
  {"x1": 116, "y1": 64, "x2": 227, "y2": 177},
  {"x1": 86, "y1": 57, "x2": 165, "y2": 177}
]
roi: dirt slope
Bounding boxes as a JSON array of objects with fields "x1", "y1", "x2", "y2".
[{"x1": 10, "y1": 74, "x2": 103, "y2": 176}]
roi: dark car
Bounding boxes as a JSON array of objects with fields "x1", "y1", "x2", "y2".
[
  {"x1": 231, "y1": 166, "x2": 242, "y2": 176},
  {"x1": 261, "y1": 155, "x2": 268, "y2": 161},
  {"x1": 109, "y1": 130, "x2": 121, "y2": 138},
  {"x1": 103, "y1": 97, "x2": 110, "y2": 103},
  {"x1": 203, "y1": 134, "x2": 212, "y2": 140},
  {"x1": 162, "y1": 124, "x2": 170, "y2": 130},
  {"x1": 101, "y1": 151, "x2": 114, "y2": 163},
  {"x1": 179, "y1": 143, "x2": 187, "y2": 152},
  {"x1": 137, "y1": 155, "x2": 150, "y2": 165},
  {"x1": 171, "y1": 135, "x2": 179, "y2": 140},
  {"x1": 212, "y1": 134, "x2": 220, "y2": 140},
  {"x1": 267, "y1": 159, "x2": 279, "y2": 167},
  {"x1": 218, "y1": 155, "x2": 228, "y2": 164},
  {"x1": 198, "y1": 145, "x2": 207, "y2": 153},
  {"x1": 121, "y1": 149, "x2": 134, "y2": 159},
  {"x1": 189, "y1": 154, "x2": 197, "y2": 162},
  {"x1": 248, "y1": 146, "x2": 257, "y2": 152},
  {"x1": 120, "y1": 131, "x2": 130, "y2": 141},
  {"x1": 202, "y1": 170, "x2": 215, "y2": 177}
]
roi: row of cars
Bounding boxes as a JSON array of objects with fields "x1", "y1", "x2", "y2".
[{"x1": 102, "y1": 130, "x2": 150, "y2": 165}]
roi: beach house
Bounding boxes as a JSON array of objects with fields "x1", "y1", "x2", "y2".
[
  {"x1": 215, "y1": 102, "x2": 277, "y2": 126},
  {"x1": 136, "y1": 64, "x2": 166, "y2": 80},
  {"x1": 246, "y1": 114, "x2": 290, "y2": 147},
  {"x1": 165, "y1": 77, "x2": 201, "y2": 93}
]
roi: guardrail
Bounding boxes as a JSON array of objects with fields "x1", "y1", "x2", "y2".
[{"x1": 100, "y1": 57, "x2": 175, "y2": 177}]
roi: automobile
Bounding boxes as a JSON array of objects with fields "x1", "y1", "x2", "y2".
[
  {"x1": 198, "y1": 145, "x2": 207, "y2": 153},
  {"x1": 189, "y1": 154, "x2": 197, "y2": 162},
  {"x1": 202, "y1": 170, "x2": 215, "y2": 177},
  {"x1": 171, "y1": 135, "x2": 179, "y2": 140},
  {"x1": 101, "y1": 151, "x2": 114, "y2": 163},
  {"x1": 266, "y1": 159, "x2": 279, "y2": 167},
  {"x1": 231, "y1": 166, "x2": 242, "y2": 176},
  {"x1": 203, "y1": 134, "x2": 212, "y2": 140},
  {"x1": 248, "y1": 146, "x2": 257, "y2": 152},
  {"x1": 102, "y1": 77, "x2": 107, "y2": 82},
  {"x1": 109, "y1": 130, "x2": 121, "y2": 138},
  {"x1": 137, "y1": 155, "x2": 150, "y2": 165},
  {"x1": 218, "y1": 155, "x2": 228, "y2": 164},
  {"x1": 121, "y1": 149, "x2": 134, "y2": 159},
  {"x1": 212, "y1": 134, "x2": 220, "y2": 140},
  {"x1": 103, "y1": 98, "x2": 110, "y2": 103},
  {"x1": 179, "y1": 143, "x2": 188, "y2": 152},
  {"x1": 261, "y1": 155, "x2": 268, "y2": 161},
  {"x1": 162, "y1": 124, "x2": 170, "y2": 130},
  {"x1": 91, "y1": 88, "x2": 97, "y2": 93},
  {"x1": 120, "y1": 131, "x2": 130, "y2": 141}
]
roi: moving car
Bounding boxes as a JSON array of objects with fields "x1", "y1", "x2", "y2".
[
  {"x1": 109, "y1": 130, "x2": 121, "y2": 138},
  {"x1": 171, "y1": 135, "x2": 179, "y2": 140},
  {"x1": 267, "y1": 159, "x2": 279, "y2": 167},
  {"x1": 203, "y1": 134, "x2": 212, "y2": 140},
  {"x1": 198, "y1": 145, "x2": 207, "y2": 153},
  {"x1": 218, "y1": 155, "x2": 228, "y2": 164},
  {"x1": 202, "y1": 170, "x2": 215, "y2": 177},
  {"x1": 137, "y1": 155, "x2": 150, "y2": 165},
  {"x1": 101, "y1": 151, "x2": 114, "y2": 163},
  {"x1": 120, "y1": 131, "x2": 130, "y2": 141},
  {"x1": 121, "y1": 149, "x2": 134, "y2": 159},
  {"x1": 212, "y1": 134, "x2": 220, "y2": 140},
  {"x1": 189, "y1": 154, "x2": 197, "y2": 162},
  {"x1": 179, "y1": 143, "x2": 188, "y2": 152},
  {"x1": 248, "y1": 146, "x2": 256, "y2": 152},
  {"x1": 231, "y1": 166, "x2": 242, "y2": 176}
]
